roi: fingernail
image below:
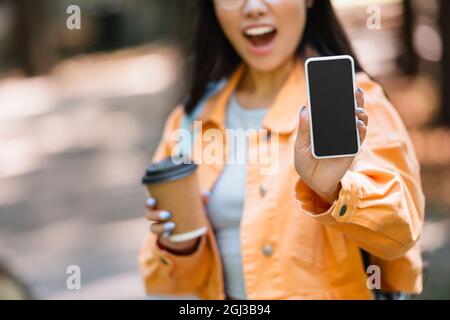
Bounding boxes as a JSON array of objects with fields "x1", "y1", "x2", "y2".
[
  {"x1": 356, "y1": 107, "x2": 365, "y2": 113},
  {"x1": 357, "y1": 119, "x2": 365, "y2": 126},
  {"x1": 146, "y1": 198, "x2": 156, "y2": 207},
  {"x1": 162, "y1": 231, "x2": 171, "y2": 238},
  {"x1": 164, "y1": 222, "x2": 176, "y2": 231},
  {"x1": 202, "y1": 191, "x2": 211, "y2": 198},
  {"x1": 358, "y1": 87, "x2": 364, "y2": 94},
  {"x1": 159, "y1": 211, "x2": 171, "y2": 220}
]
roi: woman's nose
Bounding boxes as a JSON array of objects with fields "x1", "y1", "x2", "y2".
[{"x1": 243, "y1": 0, "x2": 268, "y2": 19}]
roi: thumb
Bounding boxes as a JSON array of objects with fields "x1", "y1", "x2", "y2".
[{"x1": 295, "y1": 106, "x2": 311, "y2": 150}]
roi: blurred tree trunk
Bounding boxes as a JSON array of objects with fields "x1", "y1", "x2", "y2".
[
  {"x1": 440, "y1": 0, "x2": 450, "y2": 126},
  {"x1": 10, "y1": 0, "x2": 56, "y2": 76},
  {"x1": 398, "y1": 0, "x2": 419, "y2": 75}
]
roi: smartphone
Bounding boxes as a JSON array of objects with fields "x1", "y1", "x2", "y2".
[{"x1": 305, "y1": 55, "x2": 360, "y2": 159}]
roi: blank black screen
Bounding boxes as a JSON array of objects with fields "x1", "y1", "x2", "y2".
[{"x1": 307, "y1": 58, "x2": 358, "y2": 157}]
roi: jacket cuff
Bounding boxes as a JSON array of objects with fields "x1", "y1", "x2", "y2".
[
  {"x1": 294, "y1": 172, "x2": 359, "y2": 226},
  {"x1": 154, "y1": 234, "x2": 207, "y2": 276}
]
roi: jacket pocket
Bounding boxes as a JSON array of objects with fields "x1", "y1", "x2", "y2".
[
  {"x1": 287, "y1": 213, "x2": 348, "y2": 270},
  {"x1": 287, "y1": 213, "x2": 327, "y2": 269}
]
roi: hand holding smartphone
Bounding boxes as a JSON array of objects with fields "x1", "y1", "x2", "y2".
[
  {"x1": 305, "y1": 55, "x2": 360, "y2": 159},
  {"x1": 295, "y1": 55, "x2": 367, "y2": 203}
]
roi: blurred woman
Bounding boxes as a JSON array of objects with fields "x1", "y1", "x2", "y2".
[{"x1": 139, "y1": 0, "x2": 425, "y2": 299}]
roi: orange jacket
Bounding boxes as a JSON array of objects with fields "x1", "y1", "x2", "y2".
[{"x1": 139, "y1": 59, "x2": 425, "y2": 299}]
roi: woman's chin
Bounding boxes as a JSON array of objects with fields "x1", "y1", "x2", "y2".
[{"x1": 244, "y1": 55, "x2": 289, "y2": 73}]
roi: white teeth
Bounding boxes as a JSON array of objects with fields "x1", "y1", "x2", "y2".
[{"x1": 244, "y1": 26, "x2": 275, "y2": 36}]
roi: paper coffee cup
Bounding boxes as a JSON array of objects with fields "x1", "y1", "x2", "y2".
[{"x1": 142, "y1": 157, "x2": 207, "y2": 242}]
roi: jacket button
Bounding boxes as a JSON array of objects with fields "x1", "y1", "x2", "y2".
[
  {"x1": 259, "y1": 185, "x2": 267, "y2": 197},
  {"x1": 262, "y1": 244, "x2": 273, "y2": 257},
  {"x1": 339, "y1": 205, "x2": 348, "y2": 216}
]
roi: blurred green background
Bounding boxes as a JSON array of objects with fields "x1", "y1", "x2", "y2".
[{"x1": 0, "y1": 0, "x2": 449, "y2": 299}]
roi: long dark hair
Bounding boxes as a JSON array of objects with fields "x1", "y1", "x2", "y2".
[{"x1": 184, "y1": 0, "x2": 364, "y2": 115}]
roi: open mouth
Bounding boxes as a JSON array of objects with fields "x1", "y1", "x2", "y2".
[{"x1": 243, "y1": 26, "x2": 277, "y2": 49}]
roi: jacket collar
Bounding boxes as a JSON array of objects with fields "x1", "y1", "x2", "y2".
[{"x1": 198, "y1": 58, "x2": 307, "y2": 135}]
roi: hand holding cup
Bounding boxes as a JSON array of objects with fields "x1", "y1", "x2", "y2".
[{"x1": 145, "y1": 193, "x2": 210, "y2": 254}]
